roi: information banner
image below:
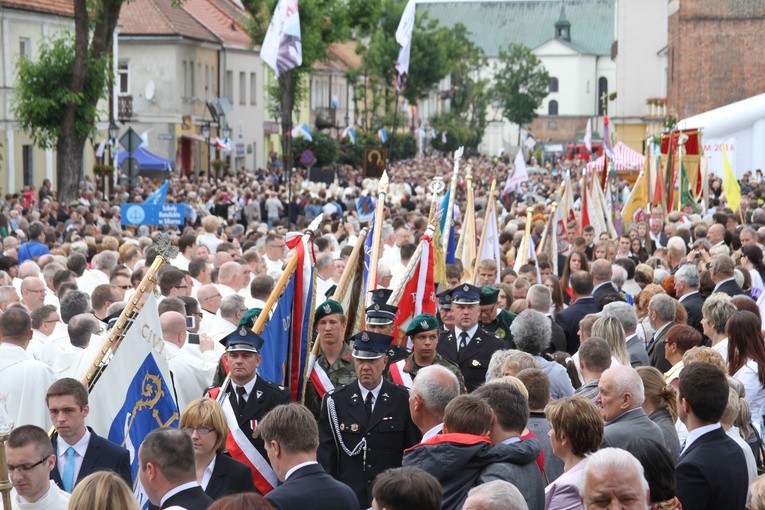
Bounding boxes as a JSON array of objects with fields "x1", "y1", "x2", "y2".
[{"x1": 120, "y1": 203, "x2": 189, "y2": 226}]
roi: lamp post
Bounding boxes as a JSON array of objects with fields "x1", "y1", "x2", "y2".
[
  {"x1": 201, "y1": 122, "x2": 211, "y2": 182},
  {"x1": 108, "y1": 121, "x2": 119, "y2": 196}
]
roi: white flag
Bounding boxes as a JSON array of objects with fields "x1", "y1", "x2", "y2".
[
  {"x1": 584, "y1": 118, "x2": 592, "y2": 153},
  {"x1": 261, "y1": 0, "x2": 302, "y2": 77},
  {"x1": 504, "y1": 149, "x2": 529, "y2": 194},
  {"x1": 395, "y1": 0, "x2": 416, "y2": 90},
  {"x1": 479, "y1": 200, "x2": 501, "y2": 284}
]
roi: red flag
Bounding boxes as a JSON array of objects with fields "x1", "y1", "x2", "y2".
[
  {"x1": 392, "y1": 233, "x2": 436, "y2": 347},
  {"x1": 580, "y1": 171, "x2": 590, "y2": 233}
]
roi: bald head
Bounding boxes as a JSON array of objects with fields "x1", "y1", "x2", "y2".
[
  {"x1": 18, "y1": 261, "x2": 41, "y2": 279},
  {"x1": 160, "y1": 311, "x2": 187, "y2": 347},
  {"x1": 591, "y1": 259, "x2": 612, "y2": 284},
  {"x1": 218, "y1": 261, "x2": 243, "y2": 290}
]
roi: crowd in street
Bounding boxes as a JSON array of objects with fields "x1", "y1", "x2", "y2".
[{"x1": 2, "y1": 152, "x2": 765, "y2": 510}]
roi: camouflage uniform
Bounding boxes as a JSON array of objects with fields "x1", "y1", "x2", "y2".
[
  {"x1": 481, "y1": 309, "x2": 517, "y2": 349},
  {"x1": 304, "y1": 341, "x2": 357, "y2": 418},
  {"x1": 396, "y1": 352, "x2": 468, "y2": 394}
]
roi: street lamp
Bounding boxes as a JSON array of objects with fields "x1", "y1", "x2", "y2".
[
  {"x1": 108, "y1": 121, "x2": 119, "y2": 192},
  {"x1": 201, "y1": 122, "x2": 211, "y2": 181}
]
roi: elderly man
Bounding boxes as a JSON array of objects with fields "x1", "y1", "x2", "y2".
[
  {"x1": 707, "y1": 223, "x2": 728, "y2": 252},
  {"x1": 261, "y1": 404, "x2": 358, "y2": 510},
  {"x1": 463, "y1": 481, "x2": 528, "y2": 510},
  {"x1": 646, "y1": 294, "x2": 677, "y2": 372},
  {"x1": 217, "y1": 261, "x2": 246, "y2": 298},
  {"x1": 674, "y1": 263, "x2": 704, "y2": 335},
  {"x1": 597, "y1": 365, "x2": 664, "y2": 450},
  {"x1": 580, "y1": 448, "x2": 649, "y2": 510},
  {"x1": 7, "y1": 425, "x2": 70, "y2": 509},
  {"x1": 408, "y1": 365, "x2": 461, "y2": 441},
  {"x1": 511, "y1": 309, "x2": 574, "y2": 399},
  {"x1": 601, "y1": 301, "x2": 649, "y2": 367},
  {"x1": 710, "y1": 254, "x2": 744, "y2": 296},
  {"x1": 526, "y1": 284, "x2": 566, "y2": 352},
  {"x1": 20, "y1": 276, "x2": 47, "y2": 310}
]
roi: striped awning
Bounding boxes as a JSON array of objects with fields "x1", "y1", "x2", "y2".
[{"x1": 587, "y1": 141, "x2": 645, "y2": 171}]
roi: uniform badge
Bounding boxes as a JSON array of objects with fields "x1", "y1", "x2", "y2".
[
  {"x1": 362, "y1": 332, "x2": 369, "y2": 342},
  {"x1": 340, "y1": 423, "x2": 346, "y2": 431},
  {"x1": 472, "y1": 359, "x2": 481, "y2": 367},
  {"x1": 374, "y1": 303, "x2": 380, "y2": 311},
  {"x1": 239, "y1": 326, "x2": 247, "y2": 336},
  {"x1": 323, "y1": 303, "x2": 331, "y2": 314},
  {"x1": 495, "y1": 328, "x2": 505, "y2": 339},
  {"x1": 463, "y1": 284, "x2": 469, "y2": 292},
  {"x1": 351, "y1": 424, "x2": 359, "y2": 432},
  {"x1": 420, "y1": 320, "x2": 428, "y2": 329},
  {"x1": 256, "y1": 390, "x2": 263, "y2": 399}
]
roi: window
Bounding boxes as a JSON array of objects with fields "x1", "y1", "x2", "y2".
[
  {"x1": 22, "y1": 145, "x2": 33, "y2": 187},
  {"x1": 19, "y1": 37, "x2": 30, "y2": 59},
  {"x1": 190, "y1": 62, "x2": 195, "y2": 97},
  {"x1": 250, "y1": 73, "x2": 257, "y2": 105},
  {"x1": 183, "y1": 61, "x2": 188, "y2": 98},
  {"x1": 205, "y1": 65, "x2": 210, "y2": 99},
  {"x1": 239, "y1": 72, "x2": 246, "y2": 105},
  {"x1": 598, "y1": 77, "x2": 608, "y2": 115},
  {"x1": 197, "y1": 63, "x2": 202, "y2": 98},
  {"x1": 549, "y1": 77, "x2": 558, "y2": 93},
  {"x1": 226, "y1": 71, "x2": 233, "y2": 103},
  {"x1": 118, "y1": 60, "x2": 129, "y2": 95},
  {"x1": 548, "y1": 100, "x2": 558, "y2": 116}
]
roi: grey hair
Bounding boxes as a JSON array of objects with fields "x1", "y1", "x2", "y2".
[
  {"x1": 701, "y1": 293, "x2": 736, "y2": 334},
  {"x1": 60, "y1": 290, "x2": 91, "y2": 324},
  {"x1": 611, "y1": 265, "x2": 627, "y2": 288},
  {"x1": 509, "y1": 309, "x2": 551, "y2": 356},
  {"x1": 42, "y1": 262, "x2": 65, "y2": 283},
  {"x1": 410, "y1": 365, "x2": 460, "y2": 418},
  {"x1": 601, "y1": 301, "x2": 638, "y2": 334},
  {"x1": 96, "y1": 251, "x2": 119, "y2": 272},
  {"x1": 603, "y1": 365, "x2": 645, "y2": 406},
  {"x1": 465, "y1": 480, "x2": 528, "y2": 510},
  {"x1": 219, "y1": 294, "x2": 245, "y2": 320},
  {"x1": 580, "y1": 448, "x2": 649, "y2": 509},
  {"x1": 648, "y1": 293, "x2": 676, "y2": 322},
  {"x1": 67, "y1": 313, "x2": 101, "y2": 349},
  {"x1": 666, "y1": 236, "x2": 687, "y2": 256},
  {"x1": 0, "y1": 285, "x2": 17, "y2": 302},
  {"x1": 711, "y1": 254, "x2": 735, "y2": 277},
  {"x1": 18, "y1": 261, "x2": 40, "y2": 279},
  {"x1": 653, "y1": 268, "x2": 670, "y2": 285},
  {"x1": 487, "y1": 350, "x2": 539, "y2": 380},
  {"x1": 526, "y1": 284, "x2": 552, "y2": 312},
  {"x1": 674, "y1": 263, "x2": 700, "y2": 288},
  {"x1": 315, "y1": 253, "x2": 334, "y2": 271}
]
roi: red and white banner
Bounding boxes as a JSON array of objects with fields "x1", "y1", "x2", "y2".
[
  {"x1": 308, "y1": 361, "x2": 333, "y2": 399},
  {"x1": 388, "y1": 359, "x2": 413, "y2": 388},
  {"x1": 392, "y1": 233, "x2": 436, "y2": 348}
]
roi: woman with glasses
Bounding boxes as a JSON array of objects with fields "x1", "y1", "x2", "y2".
[{"x1": 180, "y1": 397, "x2": 256, "y2": 500}]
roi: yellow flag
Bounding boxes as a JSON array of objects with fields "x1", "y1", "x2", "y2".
[
  {"x1": 722, "y1": 143, "x2": 741, "y2": 212},
  {"x1": 621, "y1": 170, "x2": 648, "y2": 230}
]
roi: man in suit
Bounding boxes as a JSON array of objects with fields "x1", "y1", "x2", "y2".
[
  {"x1": 674, "y1": 264, "x2": 704, "y2": 335},
  {"x1": 262, "y1": 403, "x2": 358, "y2": 510},
  {"x1": 436, "y1": 284, "x2": 504, "y2": 392},
  {"x1": 710, "y1": 254, "x2": 744, "y2": 296},
  {"x1": 555, "y1": 271, "x2": 598, "y2": 354},
  {"x1": 597, "y1": 365, "x2": 665, "y2": 451},
  {"x1": 205, "y1": 326, "x2": 290, "y2": 494},
  {"x1": 602, "y1": 302, "x2": 649, "y2": 368},
  {"x1": 676, "y1": 362, "x2": 748, "y2": 510},
  {"x1": 583, "y1": 226, "x2": 595, "y2": 260},
  {"x1": 646, "y1": 294, "x2": 677, "y2": 372},
  {"x1": 46, "y1": 378, "x2": 131, "y2": 492},
  {"x1": 526, "y1": 284, "x2": 566, "y2": 353},
  {"x1": 409, "y1": 365, "x2": 462, "y2": 441},
  {"x1": 318, "y1": 331, "x2": 421, "y2": 508},
  {"x1": 139, "y1": 428, "x2": 213, "y2": 510},
  {"x1": 591, "y1": 259, "x2": 624, "y2": 311}
]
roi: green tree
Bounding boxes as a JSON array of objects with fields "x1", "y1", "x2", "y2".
[
  {"x1": 291, "y1": 131, "x2": 338, "y2": 168},
  {"x1": 492, "y1": 44, "x2": 550, "y2": 140},
  {"x1": 12, "y1": 0, "x2": 125, "y2": 202}
]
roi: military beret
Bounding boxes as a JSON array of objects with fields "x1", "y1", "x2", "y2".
[
  {"x1": 314, "y1": 299, "x2": 344, "y2": 323},
  {"x1": 405, "y1": 313, "x2": 440, "y2": 336},
  {"x1": 479, "y1": 286, "x2": 499, "y2": 306},
  {"x1": 238, "y1": 308, "x2": 262, "y2": 330}
]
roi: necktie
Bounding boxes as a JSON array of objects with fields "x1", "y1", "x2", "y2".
[
  {"x1": 458, "y1": 331, "x2": 469, "y2": 351},
  {"x1": 62, "y1": 446, "x2": 76, "y2": 493},
  {"x1": 364, "y1": 392, "x2": 373, "y2": 421},
  {"x1": 235, "y1": 386, "x2": 247, "y2": 416}
]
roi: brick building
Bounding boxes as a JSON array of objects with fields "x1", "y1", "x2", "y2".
[{"x1": 668, "y1": 0, "x2": 765, "y2": 119}]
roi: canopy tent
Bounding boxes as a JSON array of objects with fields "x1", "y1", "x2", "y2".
[
  {"x1": 117, "y1": 147, "x2": 174, "y2": 171},
  {"x1": 586, "y1": 142, "x2": 644, "y2": 172}
]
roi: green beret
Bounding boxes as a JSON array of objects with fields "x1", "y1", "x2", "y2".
[
  {"x1": 479, "y1": 286, "x2": 499, "y2": 306},
  {"x1": 406, "y1": 313, "x2": 440, "y2": 336},
  {"x1": 314, "y1": 299, "x2": 344, "y2": 323},
  {"x1": 238, "y1": 308, "x2": 262, "y2": 329},
  {"x1": 325, "y1": 284, "x2": 337, "y2": 299}
]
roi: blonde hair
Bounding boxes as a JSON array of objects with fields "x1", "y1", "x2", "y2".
[
  {"x1": 202, "y1": 215, "x2": 222, "y2": 233},
  {"x1": 179, "y1": 397, "x2": 228, "y2": 452},
  {"x1": 545, "y1": 396, "x2": 604, "y2": 456},
  {"x1": 496, "y1": 375, "x2": 530, "y2": 401},
  {"x1": 751, "y1": 474, "x2": 765, "y2": 510},
  {"x1": 636, "y1": 366, "x2": 678, "y2": 422},
  {"x1": 592, "y1": 316, "x2": 630, "y2": 366},
  {"x1": 487, "y1": 350, "x2": 539, "y2": 380},
  {"x1": 682, "y1": 346, "x2": 726, "y2": 372},
  {"x1": 68, "y1": 471, "x2": 138, "y2": 510}
]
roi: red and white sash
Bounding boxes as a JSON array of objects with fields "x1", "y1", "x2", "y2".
[
  {"x1": 388, "y1": 359, "x2": 413, "y2": 388},
  {"x1": 310, "y1": 362, "x2": 334, "y2": 398}
]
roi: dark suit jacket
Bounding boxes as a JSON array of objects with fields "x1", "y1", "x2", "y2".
[
  {"x1": 625, "y1": 334, "x2": 649, "y2": 368},
  {"x1": 680, "y1": 292, "x2": 704, "y2": 335},
  {"x1": 592, "y1": 282, "x2": 624, "y2": 311},
  {"x1": 602, "y1": 408, "x2": 664, "y2": 450},
  {"x1": 51, "y1": 427, "x2": 132, "y2": 490},
  {"x1": 549, "y1": 316, "x2": 567, "y2": 353},
  {"x1": 161, "y1": 486, "x2": 213, "y2": 510},
  {"x1": 647, "y1": 322, "x2": 674, "y2": 373},
  {"x1": 714, "y1": 279, "x2": 744, "y2": 297},
  {"x1": 205, "y1": 453, "x2": 256, "y2": 500},
  {"x1": 437, "y1": 326, "x2": 504, "y2": 392},
  {"x1": 676, "y1": 427, "x2": 748, "y2": 510},
  {"x1": 266, "y1": 463, "x2": 358, "y2": 510},
  {"x1": 555, "y1": 296, "x2": 597, "y2": 354}
]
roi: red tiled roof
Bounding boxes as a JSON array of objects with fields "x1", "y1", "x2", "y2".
[
  {"x1": 118, "y1": 0, "x2": 219, "y2": 43},
  {"x1": 0, "y1": 0, "x2": 74, "y2": 18},
  {"x1": 183, "y1": 0, "x2": 251, "y2": 49}
]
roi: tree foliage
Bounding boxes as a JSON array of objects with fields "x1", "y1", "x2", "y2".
[
  {"x1": 291, "y1": 131, "x2": 338, "y2": 168},
  {"x1": 492, "y1": 43, "x2": 550, "y2": 128},
  {"x1": 13, "y1": 33, "x2": 109, "y2": 149}
]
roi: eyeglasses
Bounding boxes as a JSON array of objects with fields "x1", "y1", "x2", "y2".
[
  {"x1": 202, "y1": 294, "x2": 221, "y2": 301},
  {"x1": 183, "y1": 426, "x2": 213, "y2": 436},
  {"x1": 8, "y1": 457, "x2": 49, "y2": 474}
]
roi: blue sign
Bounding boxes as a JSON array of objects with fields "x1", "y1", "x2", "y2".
[{"x1": 120, "y1": 203, "x2": 190, "y2": 226}]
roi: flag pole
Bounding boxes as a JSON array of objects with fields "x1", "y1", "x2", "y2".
[
  {"x1": 458, "y1": 166, "x2": 476, "y2": 282},
  {"x1": 388, "y1": 224, "x2": 436, "y2": 301},
  {"x1": 472, "y1": 179, "x2": 496, "y2": 283},
  {"x1": 514, "y1": 207, "x2": 535, "y2": 272},
  {"x1": 442, "y1": 147, "x2": 464, "y2": 255},
  {"x1": 365, "y1": 172, "x2": 389, "y2": 307}
]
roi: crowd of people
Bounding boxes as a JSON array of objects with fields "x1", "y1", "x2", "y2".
[{"x1": 2, "y1": 153, "x2": 765, "y2": 510}]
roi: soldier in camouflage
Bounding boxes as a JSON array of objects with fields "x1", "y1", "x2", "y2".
[{"x1": 479, "y1": 285, "x2": 516, "y2": 349}]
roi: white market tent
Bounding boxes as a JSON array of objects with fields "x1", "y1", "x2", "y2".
[
  {"x1": 586, "y1": 142, "x2": 645, "y2": 172},
  {"x1": 678, "y1": 93, "x2": 765, "y2": 179}
]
